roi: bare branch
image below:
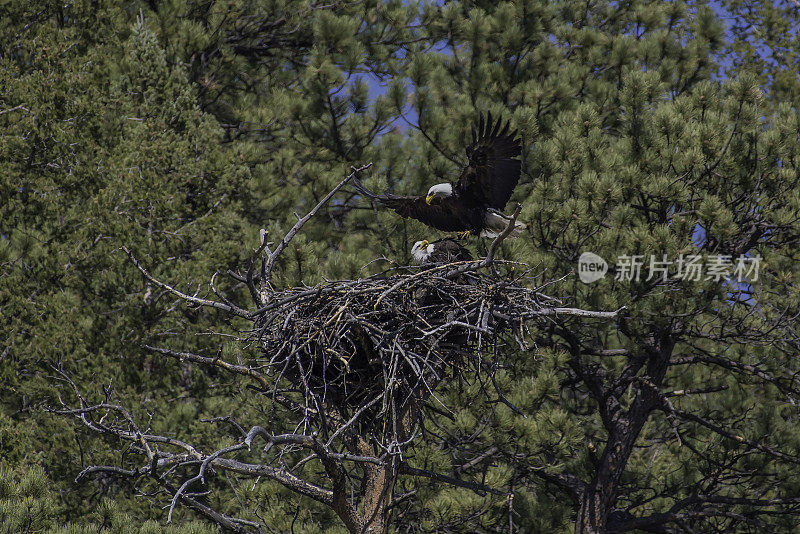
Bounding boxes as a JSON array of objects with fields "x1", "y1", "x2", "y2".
[
  {"x1": 263, "y1": 163, "x2": 373, "y2": 287},
  {"x1": 122, "y1": 247, "x2": 250, "y2": 317},
  {"x1": 673, "y1": 408, "x2": 800, "y2": 465},
  {"x1": 399, "y1": 465, "x2": 509, "y2": 497},
  {"x1": 246, "y1": 237, "x2": 272, "y2": 308},
  {"x1": 143, "y1": 344, "x2": 270, "y2": 390},
  {"x1": 483, "y1": 203, "x2": 522, "y2": 266}
]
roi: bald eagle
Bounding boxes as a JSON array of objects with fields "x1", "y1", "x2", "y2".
[
  {"x1": 411, "y1": 238, "x2": 473, "y2": 265},
  {"x1": 352, "y1": 113, "x2": 526, "y2": 238}
]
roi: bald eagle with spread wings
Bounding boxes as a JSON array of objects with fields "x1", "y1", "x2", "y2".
[{"x1": 352, "y1": 113, "x2": 526, "y2": 238}]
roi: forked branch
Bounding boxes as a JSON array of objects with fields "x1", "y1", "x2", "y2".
[{"x1": 262, "y1": 163, "x2": 373, "y2": 291}]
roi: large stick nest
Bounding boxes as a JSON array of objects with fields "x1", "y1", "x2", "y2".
[{"x1": 255, "y1": 264, "x2": 548, "y2": 419}]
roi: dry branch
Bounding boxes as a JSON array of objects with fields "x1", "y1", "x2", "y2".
[{"x1": 263, "y1": 163, "x2": 373, "y2": 290}]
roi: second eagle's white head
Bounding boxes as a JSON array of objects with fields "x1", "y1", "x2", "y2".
[
  {"x1": 425, "y1": 183, "x2": 453, "y2": 205},
  {"x1": 411, "y1": 240, "x2": 434, "y2": 264}
]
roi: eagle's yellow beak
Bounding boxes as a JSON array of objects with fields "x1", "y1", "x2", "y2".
[
  {"x1": 420, "y1": 240, "x2": 429, "y2": 249},
  {"x1": 425, "y1": 194, "x2": 434, "y2": 205}
]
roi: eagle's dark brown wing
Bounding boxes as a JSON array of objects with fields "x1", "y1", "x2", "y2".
[
  {"x1": 381, "y1": 195, "x2": 469, "y2": 232},
  {"x1": 457, "y1": 112, "x2": 521, "y2": 209},
  {"x1": 352, "y1": 177, "x2": 469, "y2": 232}
]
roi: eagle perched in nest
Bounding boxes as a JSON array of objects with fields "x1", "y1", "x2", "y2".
[
  {"x1": 352, "y1": 113, "x2": 526, "y2": 239},
  {"x1": 411, "y1": 238, "x2": 472, "y2": 265}
]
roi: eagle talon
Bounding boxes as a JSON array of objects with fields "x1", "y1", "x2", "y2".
[{"x1": 457, "y1": 230, "x2": 471, "y2": 240}]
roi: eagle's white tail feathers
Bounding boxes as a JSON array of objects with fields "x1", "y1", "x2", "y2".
[{"x1": 480, "y1": 209, "x2": 526, "y2": 238}]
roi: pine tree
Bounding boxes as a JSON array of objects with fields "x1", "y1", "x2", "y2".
[
  {"x1": 4, "y1": 1, "x2": 800, "y2": 533},
  {"x1": 1, "y1": 2, "x2": 252, "y2": 526}
]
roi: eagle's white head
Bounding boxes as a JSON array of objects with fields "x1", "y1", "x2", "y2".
[
  {"x1": 411, "y1": 240, "x2": 434, "y2": 264},
  {"x1": 425, "y1": 183, "x2": 453, "y2": 205}
]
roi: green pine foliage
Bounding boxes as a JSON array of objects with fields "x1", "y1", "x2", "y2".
[
  {"x1": 2, "y1": 0, "x2": 800, "y2": 532},
  {"x1": 1, "y1": 1, "x2": 251, "y2": 525},
  {"x1": 0, "y1": 465, "x2": 217, "y2": 534}
]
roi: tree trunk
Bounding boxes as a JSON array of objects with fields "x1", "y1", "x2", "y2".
[
  {"x1": 360, "y1": 457, "x2": 400, "y2": 534},
  {"x1": 575, "y1": 334, "x2": 675, "y2": 534},
  {"x1": 575, "y1": 435, "x2": 636, "y2": 533},
  {"x1": 338, "y1": 399, "x2": 417, "y2": 534},
  {"x1": 576, "y1": 491, "x2": 608, "y2": 534}
]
